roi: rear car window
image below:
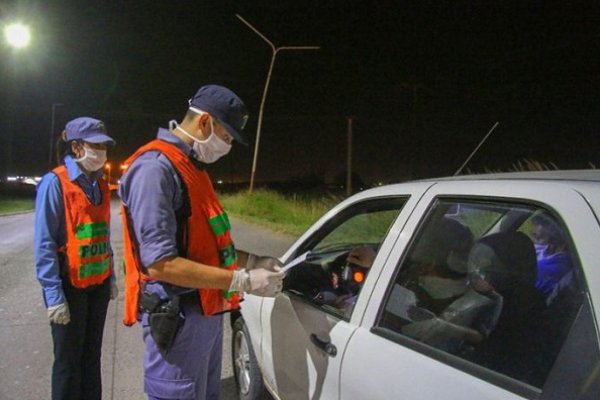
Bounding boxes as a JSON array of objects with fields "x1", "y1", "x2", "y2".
[{"x1": 378, "y1": 198, "x2": 584, "y2": 389}]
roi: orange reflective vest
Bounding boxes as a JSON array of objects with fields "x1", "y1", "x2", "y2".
[
  {"x1": 54, "y1": 165, "x2": 112, "y2": 288},
  {"x1": 121, "y1": 139, "x2": 241, "y2": 326}
]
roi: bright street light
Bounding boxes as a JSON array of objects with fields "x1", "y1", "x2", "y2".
[
  {"x1": 236, "y1": 14, "x2": 319, "y2": 193},
  {"x1": 4, "y1": 23, "x2": 31, "y2": 49}
]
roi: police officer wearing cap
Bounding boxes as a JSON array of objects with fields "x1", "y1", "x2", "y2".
[
  {"x1": 118, "y1": 85, "x2": 284, "y2": 400},
  {"x1": 34, "y1": 117, "x2": 118, "y2": 400}
]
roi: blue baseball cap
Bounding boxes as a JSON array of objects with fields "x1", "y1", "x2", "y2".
[
  {"x1": 188, "y1": 85, "x2": 250, "y2": 146},
  {"x1": 64, "y1": 117, "x2": 115, "y2": 145}
]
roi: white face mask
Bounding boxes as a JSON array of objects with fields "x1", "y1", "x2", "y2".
[
  {"x1": 171, "y1": 118, "x2": 232, "y2": 163},
  {"x1": 74, "y1": 147, "x2": 107, "y2": 172},
  {"x1": 534, "y1": 243, "x2": 549, "y2": 259}
]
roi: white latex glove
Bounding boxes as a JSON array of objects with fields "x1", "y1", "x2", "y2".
[
  {"x1": 246, "y1": 254, "x2": 283, "y2": 271},
  {"x1": 48, "y1": 302, "x2": 70, "y2": 325},
  {"x1": 110, "y1": 281, "x2": 119, "y2": 300},
  {"x1": 230, "y1": 268, "x2": 284, "y2": 297}
]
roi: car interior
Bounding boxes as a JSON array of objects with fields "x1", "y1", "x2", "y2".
[{"x1": 379, "y1": 199, "x2": 585, "y2": 388}]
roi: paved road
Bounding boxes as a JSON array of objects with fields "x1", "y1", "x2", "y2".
[{"x1": 0, "y1": 198, "x2": 295, "y2": 399}]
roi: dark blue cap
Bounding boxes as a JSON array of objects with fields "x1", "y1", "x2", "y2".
[
  {"x1": 64, "y1": 117, "x2": 115, "y2": 145},
  {"x1": 189, "y1": 85, "x2": 249, "y2": 146}
]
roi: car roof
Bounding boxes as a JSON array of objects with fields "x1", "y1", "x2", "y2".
[
  {"x1": 352, "y1": 169, "x2": 600, "y2": 200},
  {"x1": 424, "y1": 169, "x2": 600, "y2": 183}
]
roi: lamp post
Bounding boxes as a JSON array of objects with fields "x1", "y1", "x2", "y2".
[
  {"x1": 236, "y1": 14, "x2": 320, "y2": 193},
  {"x1": 48, "y1": 103, "x2": 63, "y2": 169},
  {"x1": 2, "y1": 21, "x2": 32, "y2": 178},
  {"x1": 346, "y1": 117, "x2": 355, "y2": 196}
]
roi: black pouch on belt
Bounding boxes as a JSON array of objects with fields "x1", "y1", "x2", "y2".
[{"x1": 140, "y1": 292, "x2": 185, "y2": 357}]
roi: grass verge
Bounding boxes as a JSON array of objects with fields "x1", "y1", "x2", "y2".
[
  {"x1": 0, "y1": 195, "x2": 35, "y2": 215},
  {"x1": 219, "y1": 189, "x2": 341, "y2": 236}
]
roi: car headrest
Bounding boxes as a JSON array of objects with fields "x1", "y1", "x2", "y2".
[{"x1": 468, "y1": 231, "x2": 537, "y2": 291}]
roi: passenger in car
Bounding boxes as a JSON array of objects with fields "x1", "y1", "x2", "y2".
[
  {"x1": 387, "y1": 219, "x2": 480, "y2": 349},
  {"x1": 401, "y1": 231, "x2": 543, "y2": 355},
  {"x1": 399, "y1": 217, "x2": 474, "y2": 314},
  {"x1": 530, "y1": 212, "x2": 574, "y2": 304}
]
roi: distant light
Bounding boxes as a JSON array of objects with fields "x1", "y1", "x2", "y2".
[
  {"x1": 7, "y1": 176, "x2": 18, "y2": 182},
  {"x1": 217, "y1": 180, "x2": 223, "y2": 185},
  {"x1": 4, "y1": 23, "x2": 31, "y2": 49}
]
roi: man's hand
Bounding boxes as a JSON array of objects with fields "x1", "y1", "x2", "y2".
[
  {"x1": 246, "y1": 254, "x2": 283, "y2": 271},
  {"x1": 230, "y1": 268, "x2": 284, "y2": 297},
  {"x1": 110, "y1": 281, "x2": 119, "y2": 300},
  {"x1": 48, "y1": 302, "x2": 70, "y2": 325}
]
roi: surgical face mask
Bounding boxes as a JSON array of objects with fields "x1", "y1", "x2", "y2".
[
  {"x1": 418, "y1": 275, "x2": 467, "y2": 299},
  {"x1": 171, "y1": 118, "x2": 232, "y2": 163},
  {"x1": 74, "y1": 146, "x2": 107, "y2": 172},
  {"x1": 534, "y1": 243, "x2": 549, "y2": 259}
]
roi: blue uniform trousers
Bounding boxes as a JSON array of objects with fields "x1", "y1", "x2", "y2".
[
  {"x1": 51, "y1": 277, "x2": 111, "y2": 400},
  {"x1": 142, "y1": 302, "x2": 224, "y2": 400}
]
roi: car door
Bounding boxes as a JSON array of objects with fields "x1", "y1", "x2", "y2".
[
  {"x1": 256, "y1": 182, "x2": 433, "y2": 399},
  {"x1": 339, "y1": 180, "x2": 600, "y2": 400}
]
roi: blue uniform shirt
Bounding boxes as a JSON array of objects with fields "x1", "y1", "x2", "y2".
[
  {"x1": 34, "y1": 156, "x2": 111, "y2": 307},
  {"x1": 118, "y1": 128, "x2": 193, "y2": 270}
]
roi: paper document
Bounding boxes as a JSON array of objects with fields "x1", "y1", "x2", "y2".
[{"x1": 281, "y1": 251, "x2": 311, "y2": 274}]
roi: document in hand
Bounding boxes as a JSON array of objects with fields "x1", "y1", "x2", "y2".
[{"x1": 281, "y1": 251, "x2": 311, "y2": 274}]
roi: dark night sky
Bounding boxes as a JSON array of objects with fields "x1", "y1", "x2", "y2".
[{"x1": 1, "y1": 0, "x2": 600, "y2": 184}]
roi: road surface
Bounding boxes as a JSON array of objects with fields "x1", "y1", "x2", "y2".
[{"x1": 0, "y1": 198, "x2": 295, "y2": 399}]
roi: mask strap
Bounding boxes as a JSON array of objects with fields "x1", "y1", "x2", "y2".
[{"x1": 73, "y1": 145, "x2": 89, "y2": 162}]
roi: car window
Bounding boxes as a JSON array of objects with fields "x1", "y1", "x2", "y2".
[
  {"x1": 377, "y1": 198, "x2": 584, "y2": 390},
  {"x1": 283, "y1": 197, "x2": 407, "y2": 319}
]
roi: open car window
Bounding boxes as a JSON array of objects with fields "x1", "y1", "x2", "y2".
[
  {"x1": 283, "y1": 197, "x2": 408, "y2": 319},
  {"x1": 377, "y1": 198, "x2": 585, "y2": 390}
]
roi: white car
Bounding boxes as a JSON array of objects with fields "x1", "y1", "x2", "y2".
[{"x1": 231, "y1": 170, "x2": 600, "y2": 400}]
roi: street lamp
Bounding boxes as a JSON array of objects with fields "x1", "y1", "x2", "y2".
[
  {"x1": 236, "y1": 14, "x2": 320, "y2": 193},
  {"x1": 3, "y1": 22, "x2": 31, "y2": 49},
  {"x1": 49, "y1": 103, "x2": 63, "y2": 169}
]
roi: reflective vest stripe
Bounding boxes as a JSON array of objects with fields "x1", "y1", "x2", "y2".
[
  {"x1": 76, "y1": 222, "x2": 109, "y2": 239},
  {"x1": 219, "y1": 243, "x2": 237, "y2": 267},
  {"x1": 79, "y1": 258, "x2": 110, "y2": 279},
  {"x1": 208, "y1": 213, "x2": 231, "y2": 236}
]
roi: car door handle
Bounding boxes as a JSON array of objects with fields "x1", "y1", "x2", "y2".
[{"x1": 310, "y1": 333, "x2": 337, "y2": 357}]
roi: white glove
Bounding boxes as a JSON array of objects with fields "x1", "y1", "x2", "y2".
[
  {"x1": 110, "y1": 281, "x2": 119, "y2": 300},
  {"x1": 230, "y1": 268, "x2": 284, "y2": 297},
  {"x1": 48, "y1": 302, "x2": 70, "y2": 325},
  {"x1": 246, "y1": 254, "x2": 283, "y2": 271}
]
